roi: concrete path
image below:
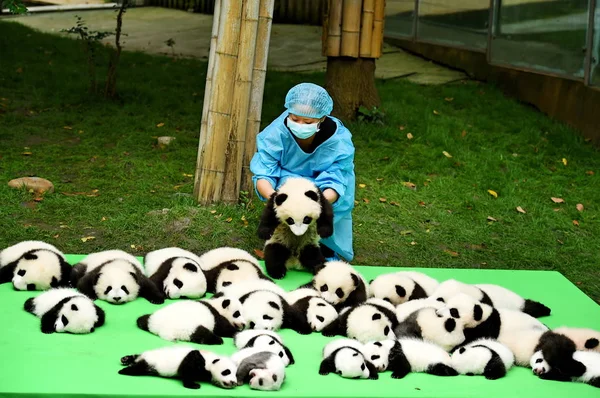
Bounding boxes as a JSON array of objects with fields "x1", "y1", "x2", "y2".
[{"x1": 8, "y1": 7, "x2": 466, "y2": 84}]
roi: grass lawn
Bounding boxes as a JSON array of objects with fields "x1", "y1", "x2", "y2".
[{"x1": 1, "y1": 20, "x2": 599, "y2": 303}]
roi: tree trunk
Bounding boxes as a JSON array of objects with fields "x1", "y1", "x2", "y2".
[
  {"x1": 105, "y1": 0, "x2": 127, "y2": 99},
  {"x1": 325, "y1": 56, "x2": 380, "y2": 122}
]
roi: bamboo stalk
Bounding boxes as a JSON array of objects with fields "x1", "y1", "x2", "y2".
[
  {"x1": 371, "y1": 0, "x2": 385, "y2": 58},
  {"x1": 359, "y1": 0, "x2": 374, "y2": 57},
  {"x1": 240, "y1": 0, "x2": 275, "y2": 195},
  {"x1": 340, "y1": 0, "x2": 362, "y2": 57},
  {"x1": 193, "y1": 0, "x2": 221, "y2": 199},
  {"x1": 222, "y1": 0, "x2": 260, "y2": 202},
  {"x1": 194, "y1": 0, "x2": 244, "y2": 204},
  {"x1": 325, "y1": 0, "x2": 343, "y2": 56}
]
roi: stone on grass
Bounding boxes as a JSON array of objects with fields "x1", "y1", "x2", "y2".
[
  {"x1": 157, "y1": 136, "x2": 176, "y2": 146},
  {"x1": 8, "y1": 177, "x2": 54, "y2": 194}
]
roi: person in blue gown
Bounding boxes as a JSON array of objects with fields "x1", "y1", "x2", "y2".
[{"x1": 250, "y1": 83, "x2": 356, "y2": 261}]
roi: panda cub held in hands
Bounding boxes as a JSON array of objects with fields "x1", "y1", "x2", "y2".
[
  {"x1": 71, "y1": 250, "x2": 164, "y2": 305},
  {"x1": 257, "y1": 177, "x2": 334, "y2": 279},
  {"x1": 286, "y1": 287, "x2": 339, "y2": 332},
  {"x1": 450, "y1": 339, "x2": 514, "y2": 379},
  {"x1": 24, "y1": 287, "x2": 105, "y2": 334},
  {"x1": 198, "y1": 247, "x2": 271, "y2": 293},
  {"x1": 319, "y1": 339, "x2": 378, "y2": 380},
  {"x1": 303, "y1": 260, "x2": 368, "y2": 311},
  {"x1": 0, "y1": 240, "x2": 71, "y2": 291},
  {"x1": 144, "y1": 247, "x2": 206, "y2": 299},
  {"x1": 369, "y1": 271, "x2": 439, "y2": 306},
  {"x1": 431, "y1": 279, "x2": 551, "y2": 318},
  {"x1": 232, "y1": 347, "x2": 286, "y2": 391},
  {"x1": 321, "y1": 299, "x2": 398, "y2": 343},
  {"x1": 531, "y1": 349, "x2": 600, "y2": 388},
  {"x1": 137, "y1": 296, "x2": 245, "y2": 345},
  {"x1": 234, "y1": 329, "x2": 295, "y2": 366},
  {"x1": 362, "y1": 338, "x2": 458, "y2": 379},
  {"x1": 118, "y1": 346, "x2": 237, "y2": 390}
]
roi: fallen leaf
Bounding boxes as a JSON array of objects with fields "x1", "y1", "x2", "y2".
[
  {"x1": 33, "y1": 197, "x2": 43, "y2": 202},
  {"x1": 398, "y1": 125, "x2": 405, "y2": 131},
  {"x1": 362, "y1": 198, "x2": 370, "y2": 204},
  {"x1": 101, "y1": 217, "x2": 107, "y2": 221},
  {"x1": 381, "y1": 156, "x2": 389, "y2": 161},
  {"x1": 78, "y1": 130, "x2": 84, "y2": 134},
  {"x1": 410, "y1": 241, "x2": 417, "y2": 245},
  {"x1": 241, "y1": 215, "x2": 248, "y2": 227},
  {"x1": 22, "y1": 152, "x2": 32, "y2": 156},
  {"x1": 442, "y1": 151, "x2": 452, "y2": 158},
  {"x1": 390, "y1": 201, "x2": 400, "y2": 207},
  {"x1": 557, "y1": 239, "x2": 564, "y2": 245},
  {"x1": 81, "y1": 236, "x2": 95, "y2": 242},
  {"x1": 444, "y1": 97, "x2": 454, "y2": 102},
  {"x1": 376, "y1": 178, "x2": 384, "y2": 182},
  {"x1": 182, "y1": 173, "x2": 193, "y2": 177},
  {"x1": 156, "y1": 122, "x2": 165, "y2": 127},
  {"x1": 130, "y1": 244, "x2": 136, "y2": 249},
  {"x1": 576, "y1": 203, "x2": 584, "y2": 212},
  {"x1": 553, "y1": 208, "x2": 561, "y2": 212},
  {"x1": 16, "y1": 67, "x2": 23, "y2": 73},
  {"x1": 53, "y1": 234, "x2": 59, "y2": 239},
  {"x1": 407, "y1": 133, "x2": 414, "y2": 140},
  {"x1": 59, "y1": 225, "x2": 68, "y2": 229},
  {"x1": 516, "y1": 206, "x2": 526, "y2": 214},
  {"x1": 210, "y1": 210, "x2": 217, "y2": 214},
  {"x1": 573, "y1": 220, "x2": 579, "y2": 226},
  {"x1": 551, "y1": 197, "x2": 565, "y2": 203},
  {"x1": 354, "y1": 200, "x2": 359, "y2": 205},
  {"x1": 418, "y1": 201, "x2": 426, "y2": 207},
  {"x1": 379, "y1": 198, "x2": 387, "y2": 203},
  {"x1": 225, "y1": 217, "x2": 233, "y2": 223},
  {"x1": 400, "y1": 230, "x2": 412, "y2": 236},
  {"x1": 586, "y1": 170, "x2": 594, "y2": 175},
  {"x1": 433, "y1": 110, "x2": 440, "y2": 115},
  {"x1": 562, "y1": 158, "x2": 567, "y2": 166},
  {"x1": 487, "y1": 190, "x2": 498, "y2": 198},
  {"x1": 173, "y1": 185, "x2": 184, "y2": 190},
  {"x1": 487, "y1": 216, "x2": 497, "y2": 222},
  {"x1": 253, "y1": 249, "x2": 264, "y2": 259},
  {"x1": 63, "y1": 126, "x2": 73, "y2": 130},
  {"x1": 461, "y1": 130, "x2": 467, "y2": 137},
  {"x1": 402, "y1": 182, "x2": 417, "y2": 190},
  {"x1": 444, "y1": 249, "x2": 459, "y2": 257},
  {"x1": 358, "y1": 183, "x2": 366, "y2": 188}
]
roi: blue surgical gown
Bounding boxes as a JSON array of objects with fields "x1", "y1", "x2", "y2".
[{"x1": 250, "y1": 111, "x2": 356, "y2": 261}]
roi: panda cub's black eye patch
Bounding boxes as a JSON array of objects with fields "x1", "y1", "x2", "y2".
[
  {"x1": 436, "y1": 297, "x2": 445, "y2": 303},
  {"x1": 71, "y1": 304, "x2": 78, "y2": 311},
  {"x1": 263, "y1": 315, "x2": 274, "y2": 320},
  {"x1": 304, "y1": 190, "x2": 319, "y2": 201},
  {"x1": 459, "y1": 347, "x2": 466, "y2": 354},
  {"x1": 303, "y1": 216, "x2": 312, "y2": 224},
  {"x1": 173, "y1": 279, "x2": 183, "y2": 289},
  {"x1": 104, "y1": 286, "x2": 112, "y2": 294},
  {"x1": 222, "y1": 281, "x2": 232, "y2": 287},
  {"x1": 212, "y1": 359, "x2": 220, "y2": 364},
  {"x1": 372, "y1": 313, "x2": 382, "y2": 321},
  {"x1": 279, "y1": 352, "x2": 284, "y2": 357},
  {"x1": 317, "y1": 302, "x2": 326, "y2": 307},
  {"x1": 269, "y1": 340, "x2": 275, "y2": 345},
  {"x1": 183, "y1": 263, "x2": 198, "y2": 272},
  {"x1": 335, "y1": 288, "x2": 344, "y2": 298},
  {"x1": 268, "y1": 301, "x2": 280, "y2": 310},
  {"x1": 61, "y1": 315, "x2": 69, "y2": 326},
  {"x1": 316, "y1": 315, "x2": 325, "y2": 322},
  {"x1": 374, "y1": 342, "x2": 382, "y2": 347},
  {"x1": 121, "y1": 286, "x2": 129, "y2": 295},
  {"x1": 371, "y1": 355, "x2": 380, "y2": 360},
  {"x1": 221, "y1": 369, "x2": 231, "y2": 376},
  {"x1": 27, "y1": 283, "x2": 36, "y2": 291},
  {"x1": 320, "y1": 285, "x2": 328, "y2": 292},
  {"x1": 286, "y1": 217, "x2": 294, "y2": 225},
  {"x1": 17, "y1": 269, "x2": 26, "y2": 277},
  {"x1": 535, "y1": 358, "x2": 543, "y2": 363},
  {"x1": 273, "y1": 374, "x2": 278, "y2": 382},
  {"x1": 361, "y1": 364, "x2": 366, "y2": 371},
  {"x1": 233, "y1": 311, "x2": 241, "y2": 318}
]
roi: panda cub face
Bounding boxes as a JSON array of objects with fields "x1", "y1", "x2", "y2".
[
  {"x1": 369, "y1": 274, "x2": 416, "y2": 306},
  {"x1": 247, "y1": 357, "x2": 285, "y2": 391},
  {"x1": 242, "y1": 291, "x2": 285, "y2": 331},
  {"x1": 307, "y1": 297, "x2": 338, "y2": 331},
  {"x1": 362, "y1": 340, "x2": 395, "y2": 372},
  {"x1": 436, "y1": 293, "x2": 493, "y2": 328},
  {"x1": 273, "y1": 178, "x2": 323, "y2": 237},
  {"x1": 205, "y1": 355, "x2": 238, "y2": 389},
  {"x1": 95, "y1": 262, "x2": 140, "y2": 304},
  {"x1": 215, "y1": 261, "x2": 263, "y2": 293},
  {"x1": 314, "y1": 261, "x2": 364, "y2": 307},
  {"x1": 55, "y1": 296, "x2": 102, "y2": 334},
  {"x1": 336, "y1": 348, "x2": 372, "y2": 379},
  {"x1": 13, "y1": 251, "x2": 63, "y2": 291},
  {"x1": 211, "y1": 296, "x2": 245, "y2": 330},
  {"x1": 164, "y1": 258, "x2": 205, "y2": 299},
  {"x1": 347, "y1": 304, "x2": 396, "y2": 343},
  {"x1": 530, "y1": 350, "x2": 550, "y2": 376}
]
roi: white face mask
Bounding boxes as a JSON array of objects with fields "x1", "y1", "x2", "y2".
[{"x1": 287, "y1": 117, "x2": 319, "y2": 139}]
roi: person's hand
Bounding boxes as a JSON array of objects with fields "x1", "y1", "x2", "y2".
[
  {"x1": 322, "y1": 188, "x2": 338, "y2": 204},
  {"x1": 257, "y1": 179, "x2": 276, "y2": 199}
]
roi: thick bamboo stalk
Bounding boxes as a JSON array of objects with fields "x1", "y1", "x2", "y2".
[
  {"x1": 194, "y1": 0, "x2": 244, "y2": 204},
  {"x1": 193, "y1": 0, "x2": 221, "y2": 199},
  {"x1": 240, "y1": 0, "x2": 275, "y2": 195},
  {"x1": 359, "y1": 0, "x2": 374, "y2": 57},
  {"x1": 340, "y1": 0, "x2": 362, "y2": 58},
  {"x1": 222, "y1": 0, "x2": 260, "y2": 202},
  {"x1": 325, "y1": 0, "x2": 343, "y2": 56},
  {"x1": 371, "y1": 0, "x2": 385, "y2": 58}
]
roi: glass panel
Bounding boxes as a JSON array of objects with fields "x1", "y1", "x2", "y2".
[
  {"x1": 490, "y1": 0, "x2": 589, "y2": 78},
  {"x1": 385, "y1": 0, "x2": 416, "y2": 38},
  {"x1": 417, "y1": 0, "x2": 490, "y2": 50},
  {"x1": 592, "y1": 3, "x2": 600, "y2": 85}
]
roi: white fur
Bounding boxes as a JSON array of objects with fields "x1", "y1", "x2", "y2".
[
  {"x1": 144, "y1": 247, "x2": 202, "y2": 276},
  {"x1": 312, "y1": 261, "x2": 368, "y2": 307},
  {"x1": 144, "y1": 248, "x2": 206, "y2": 299},
  {"x1": 369, "y1": 271, "x2": 439, "y2": 306},
  {"x1": 323, "y1": 338, "x2": 365, "y2": 359},
  {"x1": 475, "y1": 283, "x2": 525, "y2": 310},
  {"x1": 451, "y1": 339, "x2": 514, "y2": 376},
  {"x1": 78, "y1": 250, "x2": 143, "y2": 273},
  {"x1": 398, "y1": 307, "x2": 465, "y2": 351},
  {"x1": 346, "y1": 303, "x2": 397, "y2": 343},
  {"x1": 198, "y1": 247, "x2": 259, "y2": 271},
  {"x1": 93, "y1": 260, "x2": 141, "y2": 304},
  {"x1": 366, "y1": 297, "x2": 396, "y2": 313},
  {"x1": 1, "y1": 241, "x2": 67, "y2": 291},
  {"x1": 329, "y1": 347, "x2": 371, "y2": 379},
  {"x1": 363, "y1": 338, "x2": 452, "y2": 373},
  {"x1": 0, "y1": 240, "x2": 62, "y2": 265},
  {"x1": 231, "y1": 348, "x2": 286, "y2": 390},
  {"x1": 306, "y1": 297, "x2": 338, "y2": 331},
  {"x1": 240, "y1": 290, "x2": 286, "y2": 331},
  {"x1": 554, "y1": 327, "x2": 600, "y2": 353},
  {"x1": 136, "y1": 346, "x2": 196, "y2": 377},
  {"x1": 221, "y1": 279, "x2": 286, "y2": 299},
  {"x1": 286, "y1": 287, "x2": 319, "y2": 304},
  {"x1": 234, "y1": 329, "x2": 285, "y2": 348},
  {"x1": 28, "y1": 288, "x2": 82, "y2": 317},
  {"x1": 531, "y1": 350, "x2": 600, "y2": 385},
  {"x1": 234, "y1": 330, "x2": 292, "y2": 366},
  {"x1": 213, "y1": 260, "x2": 266, "y2": 293},
  {"x1": 209, "y1": 295, "x2": 245, "y2": 330},
  {"x1": 199, "y1": 350, "x2": 238, "y2": 388},
  {"x1": 396, "y1": 298, "x2": 444, "y2": 322},
  {"x1": 147, "y1": 301, "x2": 216, "y2": 341},
  {"x1": 499, "y1": 328, "x2": 545, "y2": 366}
]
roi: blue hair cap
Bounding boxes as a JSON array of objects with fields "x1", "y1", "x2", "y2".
[{"x1": 284, "y1": 83, "x2": 334, "y2": 119}]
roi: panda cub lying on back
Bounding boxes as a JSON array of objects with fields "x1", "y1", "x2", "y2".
[
  {"x1": 531, "y1": 349, "x2": 600, "y2": 388},
  {"x1": 450, "y1": 339, "x2": 514, "y2": 379},
  {"x1": 257, "y1": 177, "x2": 334, "y2": 279},
  {"x1": 144, "y1": 247, "x2": 206, "y2": 299}
]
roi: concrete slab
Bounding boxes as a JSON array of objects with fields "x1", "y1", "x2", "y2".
[{"x1": 8, "y1": 6, "x2": 466, "y2": 84}]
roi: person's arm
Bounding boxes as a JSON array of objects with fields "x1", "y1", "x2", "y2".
[
  {"x1": 250, "y1": 124, "x2": 284, "y2": 201},
  {"x1": 322, "y1": 188, "x2": 339, "y2": 204},
  {"x1": 257, "y1": 179, "x2": 276, "y2": 199}
]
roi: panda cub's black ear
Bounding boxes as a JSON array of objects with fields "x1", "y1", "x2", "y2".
[
  {"x1": 304, "y1": 190, "x2": 319, "y2": 202},
  {"x1": 274, "y1": 193, "x2": 288, "y2": 206},
  {"x1": 473, "y1": 305, "x2": 482, "y2": 321}
]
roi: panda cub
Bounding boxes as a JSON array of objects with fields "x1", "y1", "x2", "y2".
[
  {"x1": 234, "y1": 329, "x2": 294, "y2": 366},
  {"x1": 144, "y1": 247, "x2": 206, "y2": 299},
  {"x1": 231, "y1": 347, "x2": 286, "y2": 391},
  {"x1": 369, "y1": 271, "x2": 439, "y2": 306},
  {"x1": 286, "y1": 287, "x2": 339, "y2": 332},
  {"x1": 319, "y1": 339, "x2": 378, "y2": 380},
  {"x1": 257, "y1": 177, "x2": 334, "y2": 279},
  {"x1": 553, "y1": 327, "x2": 600, "y2": 353},
  {"x1": 321, "y1": 299, "x2": 398, "y2": 343},
  {"x1": 531, "y1": 349, "x2": 600, "y2": 388},
  {"x1": 396, "y1": 297, "x2": 444, "y2": 322},
  {"x1": 137, "y1": 296, "x2": 245, "y2": 345},
  {"x1": 431, "y1": 279, "x2": 551, "y2": 318},
  {"x1": 362, "y1": 338, "x2": 458, "y2": 378},
  {"x1": 394, "y1": 307, "x2": 465, "y2": 351},
  {"x1": 71, "y1": 250, "x2": 164, "y2": 305},
  {"x1": 24, "y1": 288, "x2": 105, "y2": 334},
  {"x1": 0, "y1": 240, "x2": 71, "y2": 291},
  {"x1": 197, "y1": 247, "x2": 270, "y2": 293},
  {"x1": 450, "y1": 339, "x2": 514, "y2": 379},
  {"x1": 303, "y1": 260, "x2": 368, "y2": 311},
  {"x1": 118, "y1": 346, "x2": 237, "y2": 389}
]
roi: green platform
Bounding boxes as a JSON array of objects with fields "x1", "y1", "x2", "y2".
[{"x1": 1, "y1": 254, "x2": 599, "y2": 398}]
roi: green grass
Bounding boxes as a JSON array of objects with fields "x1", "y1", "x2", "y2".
[{"x1": 1, "y1": 21, "x2": 599, "y2": 303}]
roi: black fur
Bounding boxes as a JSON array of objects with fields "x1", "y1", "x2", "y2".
[
  {"x1": 588, "y1": 377, "x2": 600, "y2": 388},
  {"x1": 365, "y1": 360, "x2": 379, "y2": 380},
  {"x1": 318, "y1": 355, "x2": 336, "y2": 375},
  {"x1": 480, "y1": 348, "x2": 506, "y2": 380},
  {"x1": 39, "y1": 296, "x2": 76, "y2": 334},
  {"x1": 462, "y1": 307, "x2": 502, "y2": 345},
  {"x1": 264, "y1": 243, "x2": 291, "y2": 279},
  {"x1": 387, "y1": 341, "x2": 412, "y2": 379},
  {"x1": 147, "y1": 257, "x2": 177, "y2": 292},
  {"x1": 190, "y1": 325, "x2": 223, "y2": 345},
  {"x1": 118, "y1": 359, "x2": 157, "y2": 377},
  {"x1": 281, "y1": 296, "x2": 312, "y2": 334},
  {"x1": 535, "y1": 331, "x2": 586, "y2": 378},
  {"x1": 427, "y1": 363, "x2": 459, "y2": 377},
  {"x1": 120, "y1": 355, "x2": 140, "y2": 366},
  {"x1": 178, "y1": 350, "x2": 210, "y2": 389},
  {"x1": 478, "y1": 289, "x2": 494, "y2": 307},
  {"x1": 24, "y1": 297, "x2": 36, "y2": 313},
  {"x1": 316, "y1": 191, "x2": 334, "y2": 238},
  {"x1": 245, "y1": 335, "x2": 295, "y2": 365},
  {"x1": 319, "y1": 347, "x2": 378, "y2": 379},
  {"x1": 257, "y1": 193, "x2": 280, "y2": 240},
  {"x1": 369, "y1": 303, "x2": 399, "y2": 331},
  {"x1": 94, "y1": 305, "x2": 106, "y2": 328},
  {"x1": 586, "y1": 338, "x2": 599, "y2": 349},
  {"x1": 319, "y1": 243, "x2": 336, "y2": 259},
  {"x1": 298, "y1": 244, "x2": 326, "y2": 274},
  {"x1": 135, "y1": 268, "x2": 165, "y2": 304},
  {"x1": 198, "y1": 301, "x2": 237, "y2": 338},
  {"x1": 394, "y1": 310, "x2": 423, "y2": 339},
  {"x1": 136, "y1": 315, "x2": 150, "y2": 331},
  {"x1": 69, "y1": 263, "x2": 88, "y2": 287},
  {"x1": 522, "y1": 299, "x2": 551, "y2": 318},
  {"x1": 407, "y1": 282, "x2": 428, "y2": 301},
  {"x1": 74, "y1": 265, "x2": 101, "y2": 300},
  {"x1": 204, "y1": 259, "x2": 270, "y2": 293},
  {"x1": 0, "y1": 263, "x2": 17, "y2": 284},
  {"x1": 332, "y1": 272, "x2": 367, "y2": 311},
  {"x1": 321, "y1": 306, "x2": 352, "y2": 337}
]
